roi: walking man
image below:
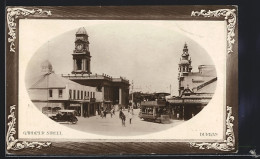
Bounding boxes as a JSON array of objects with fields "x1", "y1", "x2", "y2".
[
  {"x1": 104, "y1": 109, "x2": 107, "y2": 118},
  {"x1": 110, "y1": 108, "x2": 113, "y2": 118},
  {"x1": 101, "y1": 110, "x2": 104, "y2": 119},
  {"x1": 95, "y1": 109, "x2": 99, "y2": 119},
  {"x1": 128, "y1": 111, "x2": 133, "y2": 124},
  {"x1": 119, "y1": 109, "x2": 126, "y2": 126}
]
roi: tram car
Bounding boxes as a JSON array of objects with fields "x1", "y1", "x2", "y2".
[{"x1": 138, "y1": 93, "x2": 170, "y2": 123}]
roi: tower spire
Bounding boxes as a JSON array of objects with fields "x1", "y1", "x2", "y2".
[{"x1": 178, "y1": 42, "x2": 192, "y2": 95}]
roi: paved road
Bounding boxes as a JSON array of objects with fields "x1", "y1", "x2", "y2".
[{"x1": 64, "y1": 109, "x2": 184, "y2": 136}]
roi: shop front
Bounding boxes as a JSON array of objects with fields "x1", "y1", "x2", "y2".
[
  {"x1": 68, "y1": 103, "x2": 82, "y2": 116},
  {"x1": 102, "y1": 100, "x2": 112, "y2": 111},
  {"x1": 67, "y1": 99, "x2": 102, "y2": 117},
  {"x1": 168, "y1": 97, "x2": 210, "y2": 120},
  {"x1": 81, "y1": 98, "x2": 101, "y2": 117}
]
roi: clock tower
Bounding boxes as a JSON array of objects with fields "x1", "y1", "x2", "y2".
[{"x1": 72, "y1": 27, "x2": 91, "y2": 74}]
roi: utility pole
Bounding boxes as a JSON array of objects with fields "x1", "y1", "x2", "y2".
[
  {"x1": 170, "y1": 84, "x2": 171, "y2": 96},
  {"x1": 132, "y1": 80, "x2": 134, "y2": 108}
]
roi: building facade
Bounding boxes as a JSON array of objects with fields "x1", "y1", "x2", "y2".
[
  {"x1": 28, "y1": 60, "x2": 103, "y2": 117},
  {"x1": 62, "y1": 27, "x2": 130, "y2": 111},
  {"x1": 168, "y1": 43, "x2": 217, "y2": 120}
]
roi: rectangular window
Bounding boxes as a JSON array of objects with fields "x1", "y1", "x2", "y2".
[
  {"x1": 81, "y1": 91, "x2": 83, "y2": 99},
  {"x1": 77, "y1": 90, "x2": 80, "y2": 99},
  {"x1": 84, "y1": 91, "x2": 86, "y2": 99},
  {"x1": 93, "y1": 92, "x2": 95, "y2": 98},
  {"x1": 69, "y1": 89, "x2": 72, "y2": 99},
  {"x1": 49, "y1": 89, "x2": 53, "y2": 98},
  {"x1": 91, "y1": 92, "x2": 92, "y2": 98},
  {"x1": 86, "y1": 61, "x2": 89, "y2": 71},
  {"x1": 73, "y1": 90, "x2": 76, "y2": 99},
  {"x1": 87, "y1": 92, "x2": 89, "y2": 97},
  {"x1": 59, "y1": 89, "x2": 63, "y2": 98},
  {"x1": 76, "y1": 59, "x2": 82, "y2": 70}
]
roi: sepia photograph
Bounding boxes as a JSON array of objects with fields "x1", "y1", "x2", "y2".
[
  {"x1": 6, "y1": 6, "x2": 238, "y2": 155},
  {"x1": 19, "y1": 19, "x2": 224, "y2": 140},
  {"x1": 24, "y1": 21, "x2": 218, "y2": 136}
]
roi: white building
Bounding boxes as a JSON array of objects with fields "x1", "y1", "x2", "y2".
[{"x1": 28, "y1": 60, "x2": 102, "y2": 117}]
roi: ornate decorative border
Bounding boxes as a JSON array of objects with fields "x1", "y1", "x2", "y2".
[
  {"x1": 190, "y1": 9, "x2": 237, "y2": 151},
  {"x1": 190, "y1": 106, "x2": 235, "y2": 151},
  {"x1": 6, "y1": 7, "x2": 52, "y2": 151},
  {"x1": 191, "y1": 9, "x2": 236, "y2": 54},
  {"x1": 5, "y1": 7, "x2": 237, "y2": 153},
  {"x1": 6, "y1": 7, "x2": 52, "y2": 53},
  {"x1": 6, "y1": 105, "x2": 52, "y2": 150}
]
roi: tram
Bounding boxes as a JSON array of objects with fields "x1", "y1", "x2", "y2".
[{"x1": 138, "y1": 93, "x2": 170, "y2": 123}]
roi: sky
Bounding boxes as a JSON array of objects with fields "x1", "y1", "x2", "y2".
[{"x1": 25, "y1": 20, "x2": 215, "y2": 95}]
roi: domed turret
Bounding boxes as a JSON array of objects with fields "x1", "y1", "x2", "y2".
[
  {"x1": 41, "y1": 60, "x2": 53, "y2": 73},
  {"x1": 179, "y1": 59, "x2": 190, "y2": 65},
  {"x1": 76, "y1": 27, "x2": 88, "y2": 35}
]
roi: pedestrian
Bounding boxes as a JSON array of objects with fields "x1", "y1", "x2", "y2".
[
  {"x1": 119, "y1": 109, "x2": 126, "y2": 126},
  {"x1": 95, "y1": 110, "x2": 99, "y2": 119},
  {"x1": 104, "y1": 109, "x2": 107, "y2": 118},
  {"x1": 128, "y1": 111, "x2": 133, "y2": 124},
  {"x1": 101, "y1": 110, "x2": 104, "y2": 119},
  {"x1": 86, "y1": 110, "x2": 89, "y2": 118},
  {"x1": 113, "y1": 108, "x2": 115, "y2": 115},
  {"x1": 110, "y1": 109, "x2": 113, "y2": 118}
]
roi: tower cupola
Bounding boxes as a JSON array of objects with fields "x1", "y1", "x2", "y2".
[{"x1": 41, "y1": 60, "x2": 53, "y2": 73}]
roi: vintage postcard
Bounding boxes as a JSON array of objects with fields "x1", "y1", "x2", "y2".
[{"x1": 6, "y1": 6, "x2": 238, "y2": 155}]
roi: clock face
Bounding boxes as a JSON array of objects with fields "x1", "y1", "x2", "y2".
[{"x1": 76, "y1": 44, "x2": 83, "y2": 51}]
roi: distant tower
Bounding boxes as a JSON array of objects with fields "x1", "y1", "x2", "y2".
[
  {"x1": 178, "y1": 43, "x2": 192, "y2": 95},
  {"x1": 72, "y1": 27, "x2": 91, "y2": 74},
  {"x1": 41, "y1": 60, "x2": 53, "y2": 74}
]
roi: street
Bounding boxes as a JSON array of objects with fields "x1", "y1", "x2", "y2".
[{"x1": 64, "y1": 109, "x2": 184, "y2": 136}]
